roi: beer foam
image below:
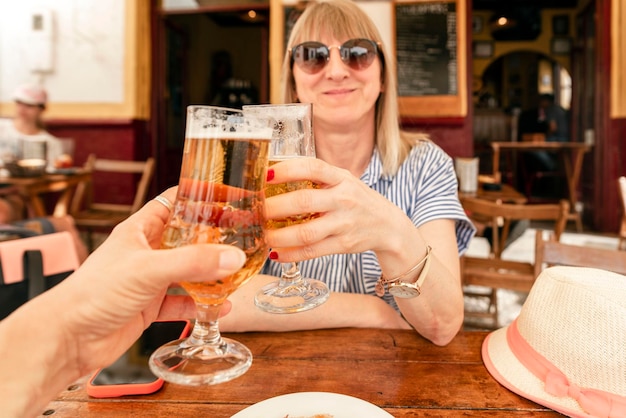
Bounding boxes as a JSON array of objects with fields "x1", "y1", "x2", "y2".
[
  {"x1": 243, "y1": 103, "x2": 311, "y2": 119},
  {"x1": 185, "y1": 126, "x2": 273, "y2": 140}
]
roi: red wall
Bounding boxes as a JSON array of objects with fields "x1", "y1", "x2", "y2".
[
  {"x1": 47, "y1": 119, "x2": 153, "y2": 206},
  {"x1": 583, "y1": 0, "x2": 626, "y2": 233},
  {"x1": 402, "y1": 117, "x2": 473, "y2": 159}
]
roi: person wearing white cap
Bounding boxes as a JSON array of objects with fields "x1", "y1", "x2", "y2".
[
  {"x1": 0, "y1": 85, "x2": 85, "y2": 259},
  {"x1": 482, "y1": 266, "x2": 626, "y2": 417},
  {"x1": 0, "y1": 83, "x2": 63, "y2": 169},
  {"x1": 0, "y1": 84, "x2": 64, "y2": 220}
]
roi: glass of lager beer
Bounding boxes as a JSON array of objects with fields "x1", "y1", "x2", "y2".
[
  {"x1": 243, "y1": 103, "x2": 330, "y2": 314},
  {"x1": 149, "y1": 106, "x2": 273, "y2": 385}
]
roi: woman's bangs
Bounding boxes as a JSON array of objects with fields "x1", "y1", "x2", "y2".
[{"x1": 293, "y1": 4, "x2": 376, "y2": 45}]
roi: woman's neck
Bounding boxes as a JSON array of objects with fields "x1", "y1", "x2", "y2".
[{"x1": 314, "y1": 120, "x2": 376, "y2": 178}]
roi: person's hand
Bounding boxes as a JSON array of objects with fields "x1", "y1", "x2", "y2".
[
  {"x1": 53, "y1": 187, "x2": 246, "y2": 376},
  {"x1": 264, "y1": 158, "x2": 412, "y2": 262}
]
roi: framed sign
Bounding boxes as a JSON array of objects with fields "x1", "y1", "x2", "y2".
[
  {"x1": 551, "y1": 37, "x2": 572, "y2": 55},
  {"x1": 472, "y1": 15, "x2": 484, "y2": 34},
  {"x1": 552, "y1": 15, "x2": 570, "y2": 35},
  {"x1": 394, "y1": 0, "x2": 467, "y2": 118},
  {"x1": 473, "y1": 40, "x2": 494, "y2": 58}
]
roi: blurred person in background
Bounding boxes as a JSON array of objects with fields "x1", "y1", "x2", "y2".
[
  {"x1": 537, "y1": 93, "x2": 569, "y2": 143},
  {"x1": 0, "y1": 84, "x2": 86, "y2": 261},
  {"x1": 0, "y1": 84, "x2": 63, "y2": 167}
]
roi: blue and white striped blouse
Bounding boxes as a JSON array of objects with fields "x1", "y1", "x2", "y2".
[{"x1": 261, "y1": 139, "x2": 476, "y2": 310}]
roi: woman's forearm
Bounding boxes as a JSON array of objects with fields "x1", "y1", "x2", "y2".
[
  {"x1": 375, "y1": 218, "x2": 464, "y2": 345},
  {"x1": 221, "y1": 274, "x2": 411, "y2": 332}
]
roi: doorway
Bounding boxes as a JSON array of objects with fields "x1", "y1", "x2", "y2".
[
  {"x1": 478, "y1": 51, "x2": 571, "y2": 116},
  {"x1": 152, "y1": 6, "x2": 270, "y2": 191},
  {"x1": 473, "y1": 51, "x2": 572, "y2": 179}
]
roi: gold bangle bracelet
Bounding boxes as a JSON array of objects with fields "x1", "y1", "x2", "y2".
[{"x1": 375, "y1": 245, "x2": 432, "y2": 297}]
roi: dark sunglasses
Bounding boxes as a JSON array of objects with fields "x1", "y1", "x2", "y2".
[{"x1": 290, "y1": 38, "x2": 381, "y2": 74}]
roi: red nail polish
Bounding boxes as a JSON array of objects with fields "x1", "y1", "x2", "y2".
[
  {"x1": 266, "y1": 169, "x2": 275, "y2": 181},
  {"x1": 269, "y1": 251, "x2": 278, "y2": 260}
]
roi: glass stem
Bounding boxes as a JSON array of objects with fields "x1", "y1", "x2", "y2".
[
  {"x1": 280, "y1": 261, "x2": 304, "y2": 286},
  {"x1": 186, "y1": 303, "x2": 224, "y2": 347}
]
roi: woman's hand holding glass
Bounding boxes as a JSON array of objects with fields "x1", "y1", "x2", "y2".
[
  {"x1": 242, "y1": 103, "x2": 329, "y2": 314},
  {"x1": 264, "y1": 157, "x2": 409, "y2": 261}
]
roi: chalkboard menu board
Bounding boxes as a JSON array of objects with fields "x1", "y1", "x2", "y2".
[{"x1": 396, "y1": 2, "x2": 457, "y2": 97}]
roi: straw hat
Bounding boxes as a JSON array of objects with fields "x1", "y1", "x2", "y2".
[
  {"x1": 13, "y1": 84, "x2": 47, "y2": 107},
  {"x1": 482, "y1": 266, "x2": 626, "y2": 417}
]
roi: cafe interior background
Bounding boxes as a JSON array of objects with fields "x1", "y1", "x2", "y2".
[{"x1": 0, "y1": 0, "x2": 624, "y2": 234}]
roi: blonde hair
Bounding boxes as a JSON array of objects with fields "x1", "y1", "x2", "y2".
[{"x1": 281, "y1": 0, "x2": 428, "y2": 176}]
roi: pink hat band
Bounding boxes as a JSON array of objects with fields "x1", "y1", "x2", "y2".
[{"x1": 507, "y1": 319, "x2": 626, "y2": 417}]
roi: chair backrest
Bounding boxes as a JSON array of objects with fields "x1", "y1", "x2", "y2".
[
  {"x1": 0, "y1": 232, "x2": 79, "y2": 284},
  {"x1": 0, "y1": 232, "x2": 79, "y2": 320},
  {"x1": 535, "y1": 231, "x2": 626, "y2": 277},
  {"x1": 71, "y1": 154, "x2": 156, "y2": 215},
  {"x1": 462, "y1": 197, "x2": 570, "y2": 258}
]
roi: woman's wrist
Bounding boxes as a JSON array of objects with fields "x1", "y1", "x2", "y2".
[{"x1": 375, "y1": 212, "x2": 428, "y2": 281}]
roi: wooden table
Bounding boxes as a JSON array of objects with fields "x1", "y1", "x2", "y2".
[
  {"x1": 459, "y1": 181, "x2": 528, "y2": 205},
  {"x1": 0, "y1": 169, "x2": 91, "y2": 217},
  {"x1": 491, "y1": 141, "x2": 591, "y2": 230},
  {"x1": 46, "y1": 328, "x2": 562, "y2": 417}
]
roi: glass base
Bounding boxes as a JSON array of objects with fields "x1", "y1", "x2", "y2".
[
  {"x1": 254, "y1": 278, "x2": 330, "y2": 314},
  {"x1": 149, "y1": 337, "x2": 252, "y2": 386}
]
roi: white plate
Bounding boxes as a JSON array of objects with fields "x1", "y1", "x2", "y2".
[{"x1": 231, "y1": 392, "x2": 393, "y2": 418}]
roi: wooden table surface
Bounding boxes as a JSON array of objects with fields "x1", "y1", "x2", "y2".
[
  {"x1": 0, "y1": 169, "x2": 91, "y2": 217},
  {"x1": 459, "y1": 182, "x2": 528, "y2": 204},
  {"x1": 46, "y1": 328, "x2": 562, "y2": 417}
]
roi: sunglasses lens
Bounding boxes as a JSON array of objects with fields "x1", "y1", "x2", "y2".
[
  {"x1": 293, "y1": 42, "x2": 329, "y2": 73},
  {"x1": 292, "y1": 39, "x2": 379, "y2": 73},
  {"x1": 343, "y1": 39, "x2": 377, "y2": 70}
]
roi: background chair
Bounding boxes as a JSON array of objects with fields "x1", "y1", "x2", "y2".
[
  {"x1": 535, "y1": 231, "x2": 626, "y2": 276},
  {"x1": 0, "y1": 231, "x2": 79, "y2": 319},
  {"x1": 618, "y1": 176, "x2": 626, "y2": 251},
  {"x1": 70, "y1": 154, "x2": 155, "y2": 251},
  {"x1": 462, "y1": 198, "x2": 570, "y2": 328}
]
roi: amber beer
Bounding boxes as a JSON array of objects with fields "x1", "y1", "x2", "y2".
[
  {"x1": 265, "y1": 158, "x2": 318, "y2": 229},
  {"x1": 161, "y1": 134, "x2": 270, "y2": 305}
]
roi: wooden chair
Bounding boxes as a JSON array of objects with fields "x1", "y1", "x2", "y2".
[
  {"x1": 535, "y1": 231, "x2": 626, "y2": 276},
  {"x1": 70, "y1": 154, "x2": 156, "y2": 251},
  {"x1": 619, "y1": 176, "x2": 626, "y2": 251},
  {"x1": 462, "y1": 197, "x2": 570, "y2": 328}
]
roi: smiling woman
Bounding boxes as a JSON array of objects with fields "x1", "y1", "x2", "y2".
[{"x1": 220, "y1": 0, "x2": 476, "y2": 347}]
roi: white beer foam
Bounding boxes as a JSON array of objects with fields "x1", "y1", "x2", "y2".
[
  {"x1": 243, "y1": 103, "x2": 311, "y2": 119},
  {"x1": 185, "y1": 126, "x2": 273, "y2": 140}
]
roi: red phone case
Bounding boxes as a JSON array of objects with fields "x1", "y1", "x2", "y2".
[{"x1": 86, "y1": 319, "x2": 191, "y2": 398}]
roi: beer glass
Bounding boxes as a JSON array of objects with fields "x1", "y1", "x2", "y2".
[
  {"x1": 243, "y1": 103, "x2": 329, "y2": 313},
  {"x1": 149, "y1": 106, "x2": 273, "y2": 385}
]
